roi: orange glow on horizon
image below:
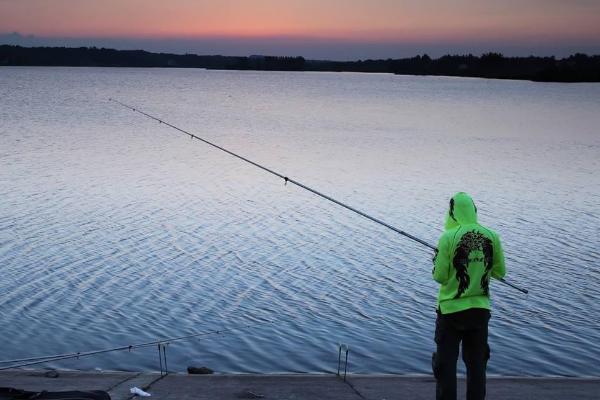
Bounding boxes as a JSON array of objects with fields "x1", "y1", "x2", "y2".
[{"x1": 1, "y1": 0, "x2": 599, "y2": 45}]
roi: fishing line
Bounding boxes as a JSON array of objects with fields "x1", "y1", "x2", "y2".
[
  {"x1": 108, "y1": 98, "x2": 527, "y2": 295},
  {"x1": 0, "y1": 320, "x2": 271, "y2": 370}
]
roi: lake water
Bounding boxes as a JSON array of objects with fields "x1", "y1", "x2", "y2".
[{"x1": 1, "y1": 67, "x2": 599, "y2": 376}]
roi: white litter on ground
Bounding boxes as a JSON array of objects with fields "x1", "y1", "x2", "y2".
[{"x1": 130, "y1": 387, "x2": 151, "y2": 397}]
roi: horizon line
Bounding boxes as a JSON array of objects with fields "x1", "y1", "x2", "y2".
[
  {"x1": 3, "y1": 42, "x2": 598, "y2": 61},
  {"x1": 2, "y1": 31, "x2": 599, "y2": 61}
]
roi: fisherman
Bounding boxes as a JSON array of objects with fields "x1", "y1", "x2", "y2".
[{"x1": 431, "y1": 192, "x2": 506, "y2": 400}]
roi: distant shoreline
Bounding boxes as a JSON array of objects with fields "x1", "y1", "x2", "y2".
[{"x1": 1, "y1": 45, "x2": 599, "y2": 82}]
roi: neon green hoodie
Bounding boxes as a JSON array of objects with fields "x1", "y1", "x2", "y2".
[{"x1": 432, "y1": 192, "x2": 506, "y2": 314}]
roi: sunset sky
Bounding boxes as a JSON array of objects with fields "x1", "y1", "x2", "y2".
[{"x1": 1, "y1": 0, "x2": 599, "y2": 59}]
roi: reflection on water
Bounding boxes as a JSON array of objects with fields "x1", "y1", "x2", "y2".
[{"x1": 0, "y1": 67, "x2": 599, "y2": 376}]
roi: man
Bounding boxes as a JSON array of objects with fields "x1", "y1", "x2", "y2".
[{"x1": 432, "y1": 192, "x2": 506, "y2": 400}]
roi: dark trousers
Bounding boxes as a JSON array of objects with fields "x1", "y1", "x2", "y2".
[{"x1": 432, "y1": 308, "x2": 491, "y2": 400}]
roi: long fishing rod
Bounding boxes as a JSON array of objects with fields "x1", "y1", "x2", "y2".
[
  {"x1": 109, "y1": 98, "x2": 528, "y2": 295},
  {"x1": 0, "y1": 320, "x2": 271, "y2": 370}
]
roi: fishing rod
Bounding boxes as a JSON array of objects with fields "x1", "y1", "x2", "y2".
[
  {"x1": 0, "y1": 320, "x2": 271, "y2": 370},
  {"x1": 109, "y1": 98, "x2": 528, "y2": 295}
]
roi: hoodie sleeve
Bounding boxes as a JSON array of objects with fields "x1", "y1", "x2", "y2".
[
  {"x1": 492, "y1": 234, "x2": 506, "y2": 279},
  {"x1": 432, "y1": 233, "x2": 451, "y2": 284}
]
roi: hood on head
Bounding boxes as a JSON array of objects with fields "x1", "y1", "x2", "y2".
[{"x1": 444, "y1": 192, "x2": 478, "y2": 229}]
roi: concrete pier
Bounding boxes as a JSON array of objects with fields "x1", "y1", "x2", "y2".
[{"x1": 1, "y1": 370, "x2": 599, "y2": 399}]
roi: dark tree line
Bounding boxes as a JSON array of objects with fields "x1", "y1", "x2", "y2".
[
  {"x1": 1, "y1": 45, "x2": 598, "y2": 82},
  {"x1": 315, "y1": 52, "x2": 600, "y2": 82},
  {"x1": 0, "y1": 45, "x2": 305, "y2": 71}
]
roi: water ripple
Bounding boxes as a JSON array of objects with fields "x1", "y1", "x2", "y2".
[{"x1": 1, "y1": 67, "x2": 599, "y2": 376}]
